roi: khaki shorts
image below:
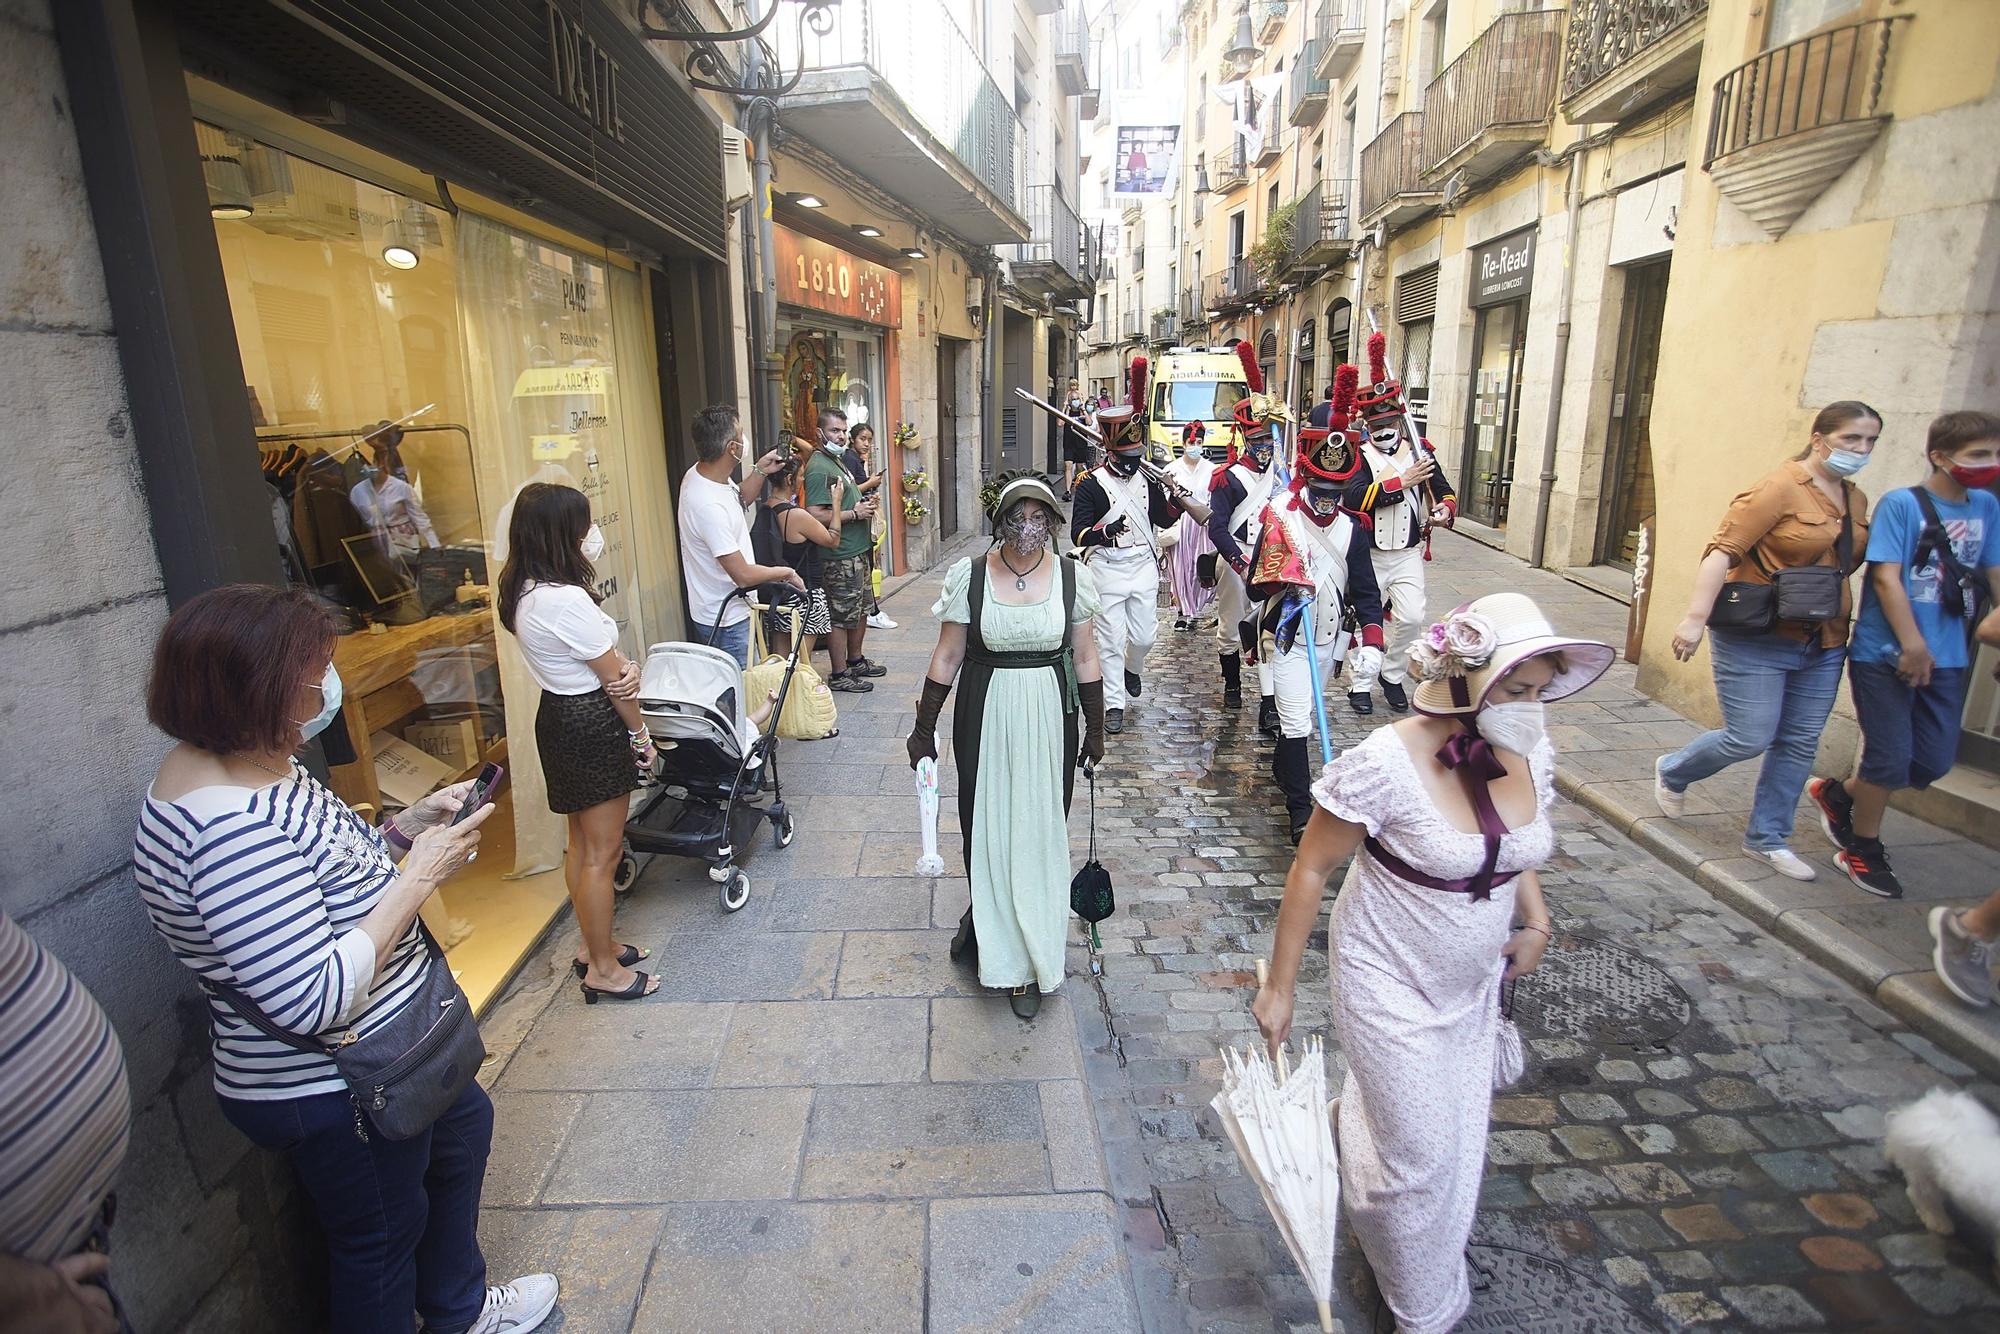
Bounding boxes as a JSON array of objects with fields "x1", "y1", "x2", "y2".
[{"x1": 822, "y1": 553, "x2": 871, "y2": 628}]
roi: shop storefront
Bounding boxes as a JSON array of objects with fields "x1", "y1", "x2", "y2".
[
  {"x1": 1459, "y1": 231, "x2": 1536, "y2": 528},
  {"x1": 161, "y1": 0, "x2": 734, "y2": 1008}
]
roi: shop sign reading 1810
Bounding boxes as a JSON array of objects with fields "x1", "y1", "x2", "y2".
[{"x1": 774, "y1": 225, "x2": 903, "y2": 328}]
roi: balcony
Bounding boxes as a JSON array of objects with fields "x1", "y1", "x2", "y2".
[
  {"x1": 1313, "y1": 0, "x2": 1364, "y2": 81},
  {"x1": 1420, "y1": 9, "x2": 1566, "y2": 186},
  {"x1": 1179, "y1": 286, "x2": 1201, "y2": 324},
  {"x1": 1152, "y1": 308, "x2": 1180, "y2": 343},
  {"x1": 1131, "y1": 244, "x2": 1146, "y2": 272},
  {"x1": 1204, "y1": 258, "x2": 1267, "y2": 313},
  {"x1": 1563, "y1": 0, "x2": 1706, "y2": 124},
  {"x1": 1290, "y1": 41, "x2": 1330, "y2": 125},
  {"x1": 1056, "y1": 5, "x2": 1092, "y2": 98},
  {"x1": 1256, "y1": 0, "x2": 1288, "y2": 43},
  {"x1": 1285, "y1": 177, "x2": 1356, "y2": 275},
  {"x1": 1256, "y1": 90, "x2": 1286, "y2": 165},
  {"x1": 1212, "y1": 140, "x2": 1249, "y2": 193},
  {"x1": 1703, "y1": 17, "x2": 1907, "y2": 238},
  {"x1": 1122, "y1": 308, "x2": 1143, "y2": 342},
  {"x1": 1008, "y1": 184, "x2": 1090, "y2": 301},
  {"x1": 1359, "y1": 111, "x2": 1442, "y2": 231},
  {"x1": 773, "y1": 0, "x2": 1027, "y2": 243}
]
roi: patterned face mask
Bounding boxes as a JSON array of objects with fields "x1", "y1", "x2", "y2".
[{"x1": 1000, "y1": 505, "x2": 1051, "y2": 554}]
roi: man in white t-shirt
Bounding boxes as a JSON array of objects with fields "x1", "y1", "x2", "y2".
[{"x1": 677, "y1": 404, "x2": 803, "y2": 667}]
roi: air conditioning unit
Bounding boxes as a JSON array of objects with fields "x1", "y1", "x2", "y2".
[{"x1": 720, "y1": 126, "x2": 754, "y2": 210}]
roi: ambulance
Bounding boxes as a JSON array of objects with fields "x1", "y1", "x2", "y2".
[{"x1": 1144, "y1": 346, "x2": 1252, "y2": 463}]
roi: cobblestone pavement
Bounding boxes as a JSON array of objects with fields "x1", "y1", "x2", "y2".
[{"x1": 1075, "y1": 541, "x2": 2000, "y2": 1333}]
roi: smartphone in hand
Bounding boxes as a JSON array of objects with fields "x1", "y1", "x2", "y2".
[{"x1": 451, "y1": 763, "x2": 505, "y2": 826}]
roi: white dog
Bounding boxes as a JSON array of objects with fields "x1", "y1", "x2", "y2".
[{"x1": 1883, "y1": 1087, "x2": 2000, "y2": 1282}]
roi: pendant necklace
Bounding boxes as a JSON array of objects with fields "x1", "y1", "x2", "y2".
[{"x1": 999, "y1": 547, "x2": 1046, "y2": 591}]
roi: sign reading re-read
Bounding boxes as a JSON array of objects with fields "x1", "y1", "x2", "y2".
[{"x1": 1471, "y1": 228, "x2": 1537, "y2": 307}]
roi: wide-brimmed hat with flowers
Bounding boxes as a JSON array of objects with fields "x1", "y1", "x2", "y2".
[{"x1": 1409, "y1": 592, "x2": 1615, "y2": 716}]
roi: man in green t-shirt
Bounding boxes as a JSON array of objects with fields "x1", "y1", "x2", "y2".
[{"x1": 803, "y1": 408, "x2": 882, "y2": 689}]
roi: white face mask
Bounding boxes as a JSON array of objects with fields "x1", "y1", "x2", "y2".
[
  {"x1": 581, "y1": 524, "x2": 606, "y2": 563},
  {"x1": 1475, "y1": 700, "x2": 1546, "y2": 755}
]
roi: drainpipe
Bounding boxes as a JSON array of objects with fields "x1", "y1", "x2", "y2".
[
  {"x1": 1528, "y1": 147, "x2": 1585, "y2": 570},
  {"x1": 741, "y1": 0, "x2": 782, "y2": 445}
]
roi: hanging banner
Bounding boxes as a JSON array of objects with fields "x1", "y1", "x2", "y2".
[{"x1": 1113, "y1": 125, "x2": 1180, "y2": 197}]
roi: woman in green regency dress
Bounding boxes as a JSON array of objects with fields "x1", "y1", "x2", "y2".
[{"x1": 908, "y1": 474, "x2": 1108, "y2": 1018}]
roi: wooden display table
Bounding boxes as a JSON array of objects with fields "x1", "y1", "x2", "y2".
[{"x1": 328, "y1": 611, "x2": 505, "y2": 811}]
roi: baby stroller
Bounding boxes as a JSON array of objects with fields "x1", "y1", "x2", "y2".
[{"x1": 617, "y1": 585, "x2": 805, "y2": 911}]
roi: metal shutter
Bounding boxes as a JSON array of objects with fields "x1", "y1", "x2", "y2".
[{"x1": 1394, "y1": 265, "x2": 1439, "y2": 324}]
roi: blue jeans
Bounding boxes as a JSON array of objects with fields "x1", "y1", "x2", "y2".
[
  {"x1": 219, "y1": 1082, "x2": 493, "y2": 1333},
  {"x1": 1659, "y1": 632, "x2": 1846, "y2": 851},
  {"x1": 706, "y1": 616, "x2": 751, "y2": 668}
]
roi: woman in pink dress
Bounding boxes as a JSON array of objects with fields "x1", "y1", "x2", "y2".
[
  {"x1": 1163, "y1": 421, "x2": 1217, "y2": 628},
  {"x1": 1252, "y1": 593, "x2": 1613, "y2": 1334}
]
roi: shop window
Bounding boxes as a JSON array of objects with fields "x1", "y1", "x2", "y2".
[{"x1": 1400, "y1": 320, "x2": 1432, "y2": 437}]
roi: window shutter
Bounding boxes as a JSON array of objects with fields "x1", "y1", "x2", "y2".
[{"x1": 1394, "y1": 265, "x2": 1439, "y2": 324}]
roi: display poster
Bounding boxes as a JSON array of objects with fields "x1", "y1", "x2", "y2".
[
  {"x1": 1113, "y1": 125, "x2": 1180, "y2": 197},
  {"x1": 773, "y1": 224, "x2": 903, "y2": 328}
]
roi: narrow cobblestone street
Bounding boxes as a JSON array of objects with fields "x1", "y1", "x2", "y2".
[{"x1": 469, "y1": 533, "x2": 2000, "y2": 1333}]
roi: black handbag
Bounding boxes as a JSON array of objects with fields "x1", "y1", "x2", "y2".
[
  {"x1": 1713, "y1": 503, "x2": 1852, "y2": 634},
  {"x1": 1069, "y1": 769, "x2": 1115, "y2": 960},
  {"x1": 205, "y1": 921, "x2": 485, "y2": 1142}
]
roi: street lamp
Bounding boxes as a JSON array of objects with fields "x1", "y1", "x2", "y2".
[{"x1": 1224, "y1": 1, "x2": 1259, "y2": 74}]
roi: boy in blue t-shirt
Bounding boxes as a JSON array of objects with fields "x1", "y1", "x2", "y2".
[{"x1": 1810, "y1": 411, "x2": 2000, "y2": 898}]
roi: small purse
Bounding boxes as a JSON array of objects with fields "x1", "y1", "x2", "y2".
[
  {"x1": 1493, "y1": 977, "x2": 1525, "y2": 1090},
  {"x1": 1069, "y1": 769, "x2": 1115, "y2": 961},
  {"x1": 206, "y1": 921, "x2": 485, "y2": 1142},
  {"x1": 1712, "y1": 503, "x2": 1852, "y2": 634}
]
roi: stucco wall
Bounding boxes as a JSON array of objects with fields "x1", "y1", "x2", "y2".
[
  {"x1": 1638, "y1": 0, "x2": 2000, "y2": 746},
  {"x1": 2, "y1": 0, "x2": 322, "y2": 1326}
]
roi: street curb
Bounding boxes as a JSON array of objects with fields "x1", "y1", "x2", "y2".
[{"x1": 1554, "y1": 769, "x2": 2000, "y2": 1081}]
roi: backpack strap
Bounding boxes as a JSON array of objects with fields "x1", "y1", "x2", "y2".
[
  {"x1": 1909, "y1": 485, "x2": 1987, "y2": 629},
  {"x1": 967, "y1": 554, "x2": 988, "y2": 653}
]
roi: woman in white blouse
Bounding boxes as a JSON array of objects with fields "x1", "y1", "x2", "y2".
[{"x1": 497, "y1": 483, "x2": 658, "y2": 1003}]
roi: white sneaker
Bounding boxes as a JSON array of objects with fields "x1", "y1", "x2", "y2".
[
  {"x1": 1745, "y1": 846, "x2": 1816, "y2": 882},
  {"x1": 867, "y1": 610, "x2": 898, "y2": 630},
  {"x1": 465, "y1": 1274, "x2": 558, "y2": 1334},
  {"x1": 1653, "y1": 757, "x2": 1685, "y2": 819}
]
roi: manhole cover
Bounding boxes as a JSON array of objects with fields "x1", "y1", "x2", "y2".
[
  {"x1": 1511, "y1": 934, "x2": 1691, "y2": 1048},
  {"x1": 1354, "y1": 1246, "x2": 1662, "y2": 1333}
]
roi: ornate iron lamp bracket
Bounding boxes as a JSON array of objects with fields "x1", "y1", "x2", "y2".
[{"x1": 641, "y1": 0, "x2": 840, "y2": 99}]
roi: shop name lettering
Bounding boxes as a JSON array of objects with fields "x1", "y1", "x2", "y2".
[
  {"x1": 546, "y1": 3, "x2": 625, "y2": 142},
  {"x1": 1479, "y1": 242, "x2": 1532, "y2": 286}
]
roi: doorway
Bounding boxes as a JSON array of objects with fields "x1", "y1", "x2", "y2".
[
  {"x1": 1459, "y1": 300, "x2": 1527, "y2": 527},
  {"x1": 1596, "y1": 261, "x2": 1669, "y2": 568},
  {"x1": 938, "y1": 338, "x2": 962, "y2": 538}
]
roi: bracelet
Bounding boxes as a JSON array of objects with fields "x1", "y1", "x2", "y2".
[{"x1": 1520, "y1": 921, "x2": 1553, "y2": 939}]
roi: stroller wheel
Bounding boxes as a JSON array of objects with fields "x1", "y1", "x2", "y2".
[
  {"x1": 612, "y1": 849, "x2": 639, "y2": 894},
  {"x1": 720, "y1": 868, "x2": 751, "y2": 913},
  {"x1": 773, "y1": 811, "x2": 797, "y2": 849}
]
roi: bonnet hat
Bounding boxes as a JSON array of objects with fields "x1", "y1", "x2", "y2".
[
  {"x1": 985, "y1": 471, "x2": 1063, "y2": 538},
  {"x1": 1409, "y1": 592, "x2": 1614, "y2": 716}
]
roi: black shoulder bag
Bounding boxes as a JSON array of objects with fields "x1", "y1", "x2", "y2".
[
  {"x1": 1910, "y1": 486, "x2": 1991, "y2": 635},
  {"x1": 1711, "y1": 499, "x2": 1852, "y2": 634},
  {"x1": 205, "y1": 920, "x2": 485, "y2": 1142}
]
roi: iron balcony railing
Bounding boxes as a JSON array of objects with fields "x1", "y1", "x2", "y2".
[
  {"x1": 1563, "y1": 0, "x2": 1706, "y2": 102},
  {"x1": 1288, "y1": 177, "x2": 1353, "y2": 259},
  {"x1": 1180, "y1": 286, "x2": 1201, "y2": 322},
  {"x1": 1212, "y1": 139, "x2": 1249, "y2": 190},
  {"x1": 1290, "y1": 40, "x2": 1329, "y2": 126},
  {"x1": 1056, "y1": 3, "x2": 1090, "y2": 68},
  {"x1": 1123, "y1": 307, "x2": 1143, "y2": 340},
  {"x1": 1313, "y1": 0, "x2": 1362, "y2": 50},
  {"x1": 1703, "y1": 16, "x2": 1905, "y2": 167},
  {"x1": 1203, "y1": 258, "x2": 1264, "y2": 310},
  {"x1": 1419, "y1": 9, "x2": 1566, "y2": 175},
  {"x1": 775, "y1": 0, "x2": 1022, "y2": 209},
  {"x1": 1257, "y1": 0, "x2": 1288, "y2": 42},
  {"x1": 1013, "y1": 184, "x2": 1082, "y2": 280},
  {"x1": 1131, "y1": 244, "x2": 1146, "y2": 271},
  {"x1": 1359, "y1": 110, "x2": 1427, "y2": 219},
  {"x1": 1152, "y1": 309, "x2": 1179, "y2": 342}
]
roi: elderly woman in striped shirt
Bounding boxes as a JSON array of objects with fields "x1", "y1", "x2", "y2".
[{"x1": 133, "y1": 586, "x2": 556, "y2": 1334}]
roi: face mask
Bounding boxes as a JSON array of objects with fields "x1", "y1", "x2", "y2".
[
  {"x1": 1475, "y1": 700, "x2": 1546, "y2": 755},
  {"x1": 1247, "y1": 440, "x2": 1274, "y2": 470},
  {"x1": 1822, "y1": 448, "x2": 1870, "y2": 477},
  {"x1": 581, "y1": 524, "x2": 606, "y2": 562},
  {"x1": 1000, "y1": 507, "x2": 1051, "y2": 554},
  {"x1": 1107, "y1": 452, "x2": 1141, "y2": 477},
  {"x1": 1183, "y1": 440, "x2": 1203, "y2": 457},
  {"x1": 296, "y1": 662, "x2": 343, "y2": 742},
  {"x1": 1948, "y1": 463, "x2": 2000, "y2": 489}
]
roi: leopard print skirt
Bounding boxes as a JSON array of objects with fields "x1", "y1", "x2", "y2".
[{"x1": 535, "y1": 688, "x2": 639, "y2": 815}]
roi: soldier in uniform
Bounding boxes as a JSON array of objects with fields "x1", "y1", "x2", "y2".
[
  {"x1": 1343, "y1": 331, "x2": 1457, "y2": 715},
  {"x1": 1202, "y1": 341, "x2": 1291, "y2": 733},
  {"x1": 1247, "y1": 393, "x2": 1385, "y2": 843},
  {"x1": 1072, "y1": 356, "x2": 1211, "y2": 734}
]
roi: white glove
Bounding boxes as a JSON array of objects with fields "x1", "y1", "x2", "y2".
[
  {"x1": 1155, "y1": 523, "x2": 1180, "y2": 550},
  {"x1": 395, "y1": 780, "x2": 476, "y2": 836},
  {"x1": 1351, "y1": 645, "x2": 1384, "y2": 681}
]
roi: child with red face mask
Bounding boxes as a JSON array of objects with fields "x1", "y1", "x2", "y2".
[{"x1": 1811, "y1": 410, "x2": 2000, "y2": 899}]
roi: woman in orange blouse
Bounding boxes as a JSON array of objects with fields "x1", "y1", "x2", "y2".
[{"x1": 1654, "y1": 402, "x2": 1878, "y2": 881}]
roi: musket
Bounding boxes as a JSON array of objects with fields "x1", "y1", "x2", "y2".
[
  {"x1": 1012, "y1": 387, "x2": 1104, "y2": 443},
  {"x1": 1013, "y1": 388, "x2": 1212, "y2": 523},
  {"x1": 1362, "y1": 309, "x2": 1445, "y2": 532}
]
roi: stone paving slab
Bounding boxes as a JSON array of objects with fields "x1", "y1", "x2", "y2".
[
  {"x1": 929, "y1": 1193, "x2": 1140, "y2": 1332},
  {"x1": 495, "y1": 1001, "x2": 733, "y2": 1092},
  {"x1": 711, "y1": 998, "x2": 929, "y2": 1086},
  {"x1": 540, "y1": 1088, "x2": 812, "y2": 1204},
  {"x1": 476, "y1": 1207, "x2": 661, "y2": 1334},
  {"x1": 929, "y1": 994, "x2": 1085, "y2": 1081},
  {"x1": 799, "y1": 1081, "x2": 1051, "y2": 1199}
]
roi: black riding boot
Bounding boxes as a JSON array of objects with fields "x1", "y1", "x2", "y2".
[
  {"x1": 1221, "y1": 653, "x2": 1243, "y2": 708},
  {"x1": 1257, "y1": 695, "x2": 1280, "y2": 737},
  {"x1": 950, "y1": 906, "x2": 977, "y2": 966},
  {"x1": 1274, "y1": 735, "x2": 1313, "y2": 844}
]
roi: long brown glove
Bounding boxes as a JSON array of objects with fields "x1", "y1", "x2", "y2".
[
  {"x1": 1078, "y1": 678, "x2": 1106, "y2": 770},
  {"x1": 908, "y1": 677, "x2": 952, "y2": 769}
]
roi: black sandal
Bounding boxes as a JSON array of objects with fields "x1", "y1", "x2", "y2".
[
  {"x1": 571, "y1": 944, "x2": 648, "y2": 979},
  {"x1": 580, "y1": 970, "x2": 655, "y2": 1004}
]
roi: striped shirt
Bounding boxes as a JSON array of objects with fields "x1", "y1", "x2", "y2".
[
  {"x1": 0, "y1": 913, "x2": 130, "y2": 1263},
  {"x1": 132, "y1": 764, "x2": 430, "y2": 1101}
]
